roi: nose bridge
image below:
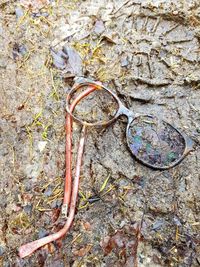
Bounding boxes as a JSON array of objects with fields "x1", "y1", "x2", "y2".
[{"x1": 118, "y1": 103, "x2": 135, "y2": 122}]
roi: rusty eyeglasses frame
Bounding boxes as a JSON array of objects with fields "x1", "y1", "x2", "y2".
[
  {"x1": 66, "y1": 77, "x2": 193, "y2": 170},
  {"x1": 19, "y1": 77, "x2": 193, "y2": 258}
]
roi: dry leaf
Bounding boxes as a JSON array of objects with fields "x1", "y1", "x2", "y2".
[
  {"x1": 52, "y1": 46, "x2": 83, "y2": 75},
  {"x1": 82, "y1": 221, "x2": 91, "y2": 231},
  {"x1": 73, "y1": 244, "x2": 92, "y2": 257}
]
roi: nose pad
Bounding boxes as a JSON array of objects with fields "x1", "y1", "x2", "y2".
[{"x1": 126, "y1": 116, "x2": 187, "y2": 169}]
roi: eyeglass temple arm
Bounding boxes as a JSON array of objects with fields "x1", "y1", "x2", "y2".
[
  {"x1": 63, "y1": 86, "x2": 98, "y2": 216},
  {"x1": 18, "y1": 86, "x2": 97, "y2": 258}
]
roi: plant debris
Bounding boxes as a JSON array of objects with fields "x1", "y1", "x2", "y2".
[
  {"x1": 51, "y1": 45, "x2": 83, "y2": 76},
  {"x1": 1, "y1": 0, "x2": 200, "y2": 265},
  {"x1": 100, "y1": 223, "x2": 143, "y2": 266},
  {"x1": 20, "y1": 0, "x2": 50, "y2": 12}
]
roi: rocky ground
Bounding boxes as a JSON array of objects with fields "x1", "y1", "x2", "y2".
[{"x1": 0, "y1": 0, "x2": 200, "y2": 266}]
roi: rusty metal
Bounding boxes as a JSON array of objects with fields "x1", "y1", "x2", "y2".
[
  {"x1": 19, "y1": 126, "x2": 85, "y2": 258},
  {"x1": 18, "y1": 87, "x2": 95, "y2": 258}
]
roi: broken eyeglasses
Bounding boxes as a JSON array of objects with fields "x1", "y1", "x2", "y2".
[
  {"x1": 19, "y1": 77, "x2": 193, "y2": 258},
  {"x1": 67, "y1": 77, "x2": 194, "y2": 170}
]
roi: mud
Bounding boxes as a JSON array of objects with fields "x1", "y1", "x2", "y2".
[{"x1": 0, "y1": 0, "x2": 200, "y2": 266}]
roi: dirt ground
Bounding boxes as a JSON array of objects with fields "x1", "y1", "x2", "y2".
[{"x1": 0, "y1": 0, "x2": 200, "y2": 266}]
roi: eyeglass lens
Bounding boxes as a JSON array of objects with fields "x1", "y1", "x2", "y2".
[{"x1": 127, "y1": 116, "x2": 185, "y2": 169}]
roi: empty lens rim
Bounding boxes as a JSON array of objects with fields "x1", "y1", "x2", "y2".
[{"x1": 66, "y1": 80, "x2": 121, "y2": 127}]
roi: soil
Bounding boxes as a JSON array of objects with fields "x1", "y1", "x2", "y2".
[{"x1": 0, "y1": 0, "x2": 199, "y2": 266}]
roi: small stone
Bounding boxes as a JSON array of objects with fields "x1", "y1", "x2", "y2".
[
  {"x1": 44, "y1": 186, "x2": 52, "y2": 197},
  {"x1": 56, "y1": 199, "x2": 62, "y2": 208},
  {"x1": 0, "y1": 246, "x2": 5, "y2": 256},
  {"x1": 50, "y1": 200, "x2": 57, "y2": 209},
  {"x1": 152, "y1": 41, "x2": 161, "y2": 50},
  {"x1": 15, "y1": 7, "x2": 24, "y2": 19},
  {"x1": 24, "y1": 204, "x2": 32, "y2": 215},
  {"x1": 51, "y1": 49, "x2": 68, "y2": 69},
  {"x1": 12, "y1": 204, "x2": 21, "y2": 212},
  {"x1": 38, "y1": 141, "x2": 47, "y2": 152},
  {"x1": 12, "y1": 43, "x2": 27, "y2": 60},
  {"x1": 19, "y1": 45, "x2": 27, "y2": 55},
  {"x1": 50, "y1": 199, "x2": 62, "y2": 209},
  {"x1": 121, "y1": 57, "x2": 129, "y2": 67},
  {"x1": 173, "y1": 216, "x2": 182, "y2": 226},
  {"x1": 24, "y1": 181, "x2": 32, "y2": 191},
  {"x1": 33, "y1": 12, "x2": 49, "y2": 18},
  {"x1": 47, "y1": 260, "x2": 64, "y2": 267},
  {"x1": 25, "y1": 164, "x2": 40, "y2": 181},
  {"x1": 0, "y1": 57, "x2": 7, "y2": 69},
  {"x1": 38, "y1": 228, "x2": 48, "y2": 239},
  {"x1": 138, "y1": 177, "x2": 145, "y2": 188},
  {"x1": 94, "y1": 20, "x2": 105, "y2": 35},
  {"x1": 152, "y1": 219, "x2": 164, "y2": 231}
]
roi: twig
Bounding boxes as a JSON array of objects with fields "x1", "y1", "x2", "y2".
[
  {"x1": 151, "y1": 16, "x2": 161, "y2": 33},
  {"x1": 142, "y1": 16, "x2": 148, "y2": 31},
  {"x1": 146, "y1": 53, "x2": 152, "y2": 79},
  {"x1": 162, "y1": 23, "x2": 180, "y2": 36},
  {"x1": 112, "y1": 0, "x2": 132, "y2": 15},
  {"x1": 158, "y1": 57, "x2": 178, "y2": 75},
  {"x1": 132, "y1": 212, "x2": 145, "y2": 267},
  {"x1": 167, "y1": 38, "x2": 193, "y2": 44}
]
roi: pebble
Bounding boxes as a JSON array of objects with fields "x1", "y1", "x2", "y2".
[
  {"x1": 0, "y1": 246, "x2": 5, "y2": 256},
  {"x1": 152, "y1": 219, "x2": 164, "y2": 231},
  {"x1": 24, "y1": 204, "x2": 32, "y2": 215},
  {"x1": 152, "y1": 41, "x2": 161, "y2": 50},
  {"x1": 44, "y1": 186, "x2": 53, "y2": 197},
  {"x1": 15, "y1": 7, "x2": 24, "y2": 20},
  {"x1": 138, "y1": 177, "x2": 145, "y2": 188},
  {"x1": 51, "y1": 199, "x2": 62, "y2": 209},
  {"x1": 173, "y1": 216, "x2": 182, "y2": 226},
  {"x1": 0, "y1": 57, "x2": 7, "y2": 69},
  {"x1": 33, "y1": 12, "x2": 49, "y2": 18},
  {"x1": 38, "y1": 228, "x2": 48, "y2": 239},
  {"x1": 38, "y1": 141, "x2": 47, "y2": 152},
  {"x1": 121, "y1": 57, "x2": 129, "y2": 67},
  {"x1": 94, "y1": 20, "x2": 105, "y2": 35}
]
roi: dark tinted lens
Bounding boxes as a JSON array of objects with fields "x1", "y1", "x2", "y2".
[
  {"x1": 70, "y1": 86, "x2": 118, "y2": 124},
  {"x1": 127, "y1": 116, "x2": 185, "y2": 168}
]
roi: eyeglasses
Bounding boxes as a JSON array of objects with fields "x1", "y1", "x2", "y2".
[
  {"x1": 67, "y1": 77, "x2": 194, "y2": 170},
  {"x1": 18, "y1": 77, "x2": 194, "y2": 258}
]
